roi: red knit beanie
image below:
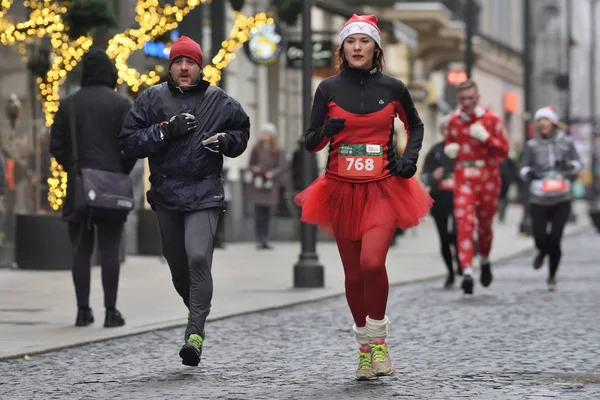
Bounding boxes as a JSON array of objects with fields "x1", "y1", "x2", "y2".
[
  {"x1": 168, "y1": 36, "x2": 203, "y2": 68},
  {"x1": 340, "y1": 14, "x2": 381, "y2": 48}
]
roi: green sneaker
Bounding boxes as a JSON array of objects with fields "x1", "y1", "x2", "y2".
[
  {"x1": 370, "y1": 340, "x2": 394, "y2": 376},
  {"x1": 179, "y1": 333, "x2": 203, "y2": 367},
  {"x1": 355, "y1": 345, "x2": 375, "y2": 381}
]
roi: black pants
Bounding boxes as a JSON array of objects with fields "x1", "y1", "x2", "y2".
[
  {"x1": 431, "y1": 193, "x2": 459, "y2": 274},
  {"x1": 68, "y1": 219, "x2": 124, "y2": 310},
  {"x1": 530, "y1": 201, "x2": 571, "y2": 279},
  {"x1": 214, "y1": 204, "x2": 228, "y2": 248},
  {"x1": 155, "y1": 206, "x2": 220, "y2": 338},
  {"x1": 498, "y1": 185, "x2": 510, "y2": 222},
  {"x1": 255, "y1": 205, "x2": 271, "y2": 242}
]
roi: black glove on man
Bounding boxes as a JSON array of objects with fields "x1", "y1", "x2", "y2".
[
  {"x1": 160, "y1": 112, "x2": 196, "y2": 139},
  {"x1": 323, "y1": 117, "x2": 346, "y2": 137},
  {"x1": 202, "y1": 132, "x2": 228, "y2": 154},
  {"x1": 391, "y1": 158, "x2": 417, "y2": 179}
]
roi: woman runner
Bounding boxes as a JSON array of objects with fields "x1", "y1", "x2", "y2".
[
  {"x1": 295, "y1": 14, "x2": 432, "y2": 380},
  {"x1": 519, "y1": 106, "x2": 581, "y2": 291}
]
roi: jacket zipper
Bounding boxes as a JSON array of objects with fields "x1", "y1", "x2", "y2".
[
  {"x1": 548, "y1": 142, "x2": 555, "y2": 173},
  {"x1": 360, "y1": 76, "x2": 364, "y2": 113}
]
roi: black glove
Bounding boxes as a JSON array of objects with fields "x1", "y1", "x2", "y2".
[
  {"x1": 555, "y1": 159, "x2": 570, "y2": 171},
  {"x1": 526, "y1": 168, "x2": 544, "y2": 181},
  {"x1": 323, "y1": 117, "x2": 346, "y2": 137},
  {"x1": 160, "y1": 112, "x2": 196, "y2": 139},
  {"x1": 202, "y1": 132, "x2": 228, "y2": 154},
  {"x1": 391, "y1": 158, "x2": 417, "y2": 179}
]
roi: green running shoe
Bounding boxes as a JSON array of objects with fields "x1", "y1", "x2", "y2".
[
  {"x1": 179, "y1": 333, "x2": 203, "y2": 367},
  {"x1": 355, "y1": 345, "x2": 375, "y2": 381},
  {"x1": 370, "y1": 340, "x2": 394, "y2": 376}
]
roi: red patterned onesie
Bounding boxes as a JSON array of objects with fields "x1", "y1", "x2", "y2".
[{"x1": 445, "y1": 106, "x2": 509, "y2": 269}]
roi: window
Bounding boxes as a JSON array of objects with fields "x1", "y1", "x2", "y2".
[
  {"x1": 485, "y1": 0, "x2": 514, "y2": 46},
  {"x1": 514, "y1": 0, "x2": 523, "y2": 50}
]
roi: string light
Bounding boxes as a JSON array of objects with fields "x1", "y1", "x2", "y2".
[
  {"x1": 0, "y1": 0, "x2": 13, "y2": 20},
  {"x1": 0, "y1": 0, "x2": 92, "y2": 127},
  {"x1": 47, "y1": 158, "x2": 67, "y2": 210},
  {"x1": 106, "y1": 0, "x2": 212, "y2": 92},
  {"x1": 0, "y1": 1, "x2": 274, "y2": 210},
  {"x1": 203, "y1": 12, "x2": 274, "y2": 85},
  {"x1": 126, "y1": 12, "x2": 274, "y2": 87}
]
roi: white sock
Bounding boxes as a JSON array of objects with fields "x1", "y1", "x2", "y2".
[
  {"x1": 366, "y1": 316, "x2": 389, "y2": 342},
  {"x1": 463, "y1": 267, "x2": 473, "y2": 276},
  {"x1": 353, "y1": 324, "x2": 369, "y2": 346}
]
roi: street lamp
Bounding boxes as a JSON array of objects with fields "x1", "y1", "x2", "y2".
[
  {"x1": 463, "y1": 0, "x2": 475, "y2": 78},
  {"x1": 519, "y1": 0, "x2": 533, "y2": 236},
  {"x1": 588, "y1": 0, "x2": 600, "y2": 233},
  {"x1": 293, "y1": 0, "x2": 325, "y2": 288},
  {"x1": 589, "y1": 0, "x2": 598, "y2": 206}
]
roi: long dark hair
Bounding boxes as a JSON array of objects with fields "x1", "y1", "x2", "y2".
[{"x1": 337, "y1": 43, "x2": 385, "y2": 73}]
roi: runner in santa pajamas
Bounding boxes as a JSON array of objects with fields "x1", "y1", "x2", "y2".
[
  {"x1": 295, "y1": 14, "x2": 432, "y2": 380},
  {"x1": 444, "y1": 79, "x2": 509, "y2": 295}
]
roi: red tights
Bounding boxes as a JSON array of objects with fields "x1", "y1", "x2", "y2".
[{"x1": 336, "y1": 226, "x2": 396, "y2": 327}]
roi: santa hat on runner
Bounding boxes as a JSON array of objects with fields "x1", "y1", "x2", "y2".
[
  {"x1": 168, "y1": 36, "x2": 203, "y2": 69},
  {"x1": 339, "y1": 14, "x2": 382, "y2": 48},
  {"x1": 534, "y1": 106, "x2": 559, "y2": 125}
]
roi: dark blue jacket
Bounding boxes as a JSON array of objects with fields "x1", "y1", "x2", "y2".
[{"x1": 119, "y1": 77, "x2": 250, "y2": 211}]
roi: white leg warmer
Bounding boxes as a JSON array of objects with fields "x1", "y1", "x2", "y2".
[
  {"x1": 366, "y1": 316, "x2": 389, "y2": 341},
  {"x1": 352, "y1": 324, "x2": 369, "y2": 346}
]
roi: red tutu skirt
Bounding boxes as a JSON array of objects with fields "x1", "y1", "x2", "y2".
[{"x1": 294, "y1": 174, "x2": 433, "y2": 241}]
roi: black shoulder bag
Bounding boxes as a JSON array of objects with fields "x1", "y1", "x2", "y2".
[{"x1": 68, "y1": 100, "x2": 134, "y2": 219}]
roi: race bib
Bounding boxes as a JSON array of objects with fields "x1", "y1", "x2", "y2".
[
  {"x1": 439, "y1": 177, "x2": 455, "y2": 190},
  {"x1": 338, "y1": 144, "x2": 383, "y2": 177},
  {"x1": 542, "y1": 178, "x2": 567, "y2": 193},
  {"x1": 461, "y1": 160, "x2": 485, "y2": 180},
  {"x1": 463, "y1": 167, "x2": 482, "y2": 179}
]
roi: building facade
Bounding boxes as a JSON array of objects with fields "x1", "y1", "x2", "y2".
[
  {"x1": 6, "y1": 0, "x2": 580, "y2": 244},
  {"x1": 374, "y1": 0, "x2": 525, "y2": 157}
]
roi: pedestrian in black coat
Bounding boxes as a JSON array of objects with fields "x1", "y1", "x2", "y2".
[{"x1": 50, "y1": 47, "x2": 136, "y2": 329}]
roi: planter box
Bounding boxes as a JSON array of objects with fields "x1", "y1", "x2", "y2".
[
  {"x1": 16, "y1": 213, "x2": 127, "y2": 270},
  {"x1": 15, "y1": 213, "x2": 72, "y2": 270}
]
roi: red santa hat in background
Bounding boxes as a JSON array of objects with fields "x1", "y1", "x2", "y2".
[{"x1": 339, "y1": 14, "x2": 382, "y2": 48}]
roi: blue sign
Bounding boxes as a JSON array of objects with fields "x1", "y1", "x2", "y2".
[{"x1": 143, "y1": 31, "x2": 180, "y2": 60}]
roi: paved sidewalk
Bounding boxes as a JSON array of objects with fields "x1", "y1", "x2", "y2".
[
  {"x1": 0, "y1": 202, "x2": 591, "y2": 359},
  {"x1": 1, "y1": 227, "x2": 598, "y2": 399}
]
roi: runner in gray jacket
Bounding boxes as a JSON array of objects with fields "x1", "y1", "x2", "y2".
[{"x1": 519, "y1": 106, "x2": 581, "y2": 291}]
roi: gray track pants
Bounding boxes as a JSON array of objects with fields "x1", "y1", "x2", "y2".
[{"x1": 155, "y1": 205, "x2": 220, "y2": 339}]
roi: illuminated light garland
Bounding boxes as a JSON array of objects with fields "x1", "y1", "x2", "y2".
[
  {"x1": 106, "y1": 0, "x2": 211, "y2": 93},
  {"x1": 131, "y1": 12, "x2": 274, "y2": 87},
  {"x1": 0, "y1": 0, "x2": 13, "y2": 20},
  {"x1": 203, "y1": 12, "x2": 274, "y2": 85},
  {"x1": 0, "y1": 0, "x2": 91, "y2": 127},
  {"x1": 0, "y1": 0, "x2": 273, "y2": 210},
  {"x1": 0, "y1": 0, "x2": 87, "y2": 210}
]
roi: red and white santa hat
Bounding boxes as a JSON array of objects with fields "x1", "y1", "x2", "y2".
[
  {"x1": 339, "y1": 14, "x2": 381, "y2": 48},
  {"x1": 534, "y1": 106, "x2": 558, "y2": 124}
]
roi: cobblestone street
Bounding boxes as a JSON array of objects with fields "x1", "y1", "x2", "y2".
[{"x1": 1, "y1": 230, "x2": 599, "y2": 399}]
